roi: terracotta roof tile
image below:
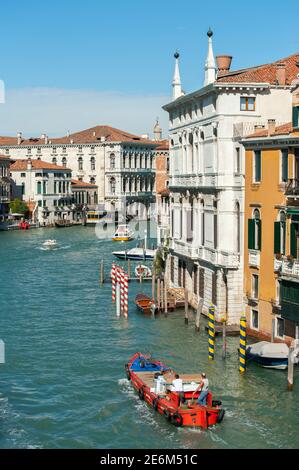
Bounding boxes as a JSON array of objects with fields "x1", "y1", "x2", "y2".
[
  {"x1": 10, "y1": 159, "x2": 71, "y2": 171},
  {"x1": 217, "y1": 52, "x2": 299, "y2": 85},
  {"x1": 71, "y1": 179, "x2": 97, "y2": 188},
  {"x1": 0, "y1": 126, "x2": 159, "y2": 147},
  {"x1": 154, "y1": 140, "x2": 169, "y2": 151},
  {"x1": 246, "y1": 122, "x2": 293, "y2": 138}
]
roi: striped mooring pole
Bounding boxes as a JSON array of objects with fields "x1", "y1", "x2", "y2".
[
  {"x1": 123, "y1": 273, "x2": 129, "y2": 318},
  {"x1": 208, "y1": 305, "x2": 215, "y2": 361},
  {"x1": 120, "y1": 269, "x2": 125, "y2": 315},
  {"x1": 239, "y1": 316, "x2": 247, "y2": 373},
  {"x1": 111, "y1": 263, "x2": 116, "y2": 303}
]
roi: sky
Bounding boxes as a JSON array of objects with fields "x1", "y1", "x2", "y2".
[{"x1": 0, "y1": 0, "x2": 298, "y2": 138}]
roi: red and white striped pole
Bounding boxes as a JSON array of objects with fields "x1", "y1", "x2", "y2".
[
  {"x1": 111, "y1": 263, "x2": 116, "y2": 303},
  {"x1": 123, "y1": 273, "x2": 129, "y2": 318},
  {"x1": 120, "y1": 269, "x2": 125, "y2": 315},
  {"x1": 116, "y1": 267, "x2": 121, "y2": 317}
]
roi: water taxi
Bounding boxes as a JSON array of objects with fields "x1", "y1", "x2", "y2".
[
  {"x1": 112, "y1": 225, "x2": 134, "y2": 242},
  {"x1": 125, "y1": 352, "x2": 225, "y2": 429}
]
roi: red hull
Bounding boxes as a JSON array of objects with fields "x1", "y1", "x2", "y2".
[{"x1": 126, "y1": 352, "x2": 225, "y2": 429}]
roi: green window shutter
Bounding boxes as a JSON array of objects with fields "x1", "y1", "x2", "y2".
[
  {"x1": 255, "y1": 150, "x2": 261, "y2": 182},
  {"x1": 274, "y1": 222, "x2": 281, "y2": 254},
  {"x1": 248, "y1": 219, "x2": 255, "y2": 249},
  {"x1": 290, "y1": 223, "x2": 297, "y2": 258},
  {"x1": 257, "y1": 220, "x2": 262, "y2": 250},
  {"x1": 281, "y1": 150, "x2": 288, "y2": 182},
  {"x1": 292, "y1": 106, "x2": 299, "y2": 128}
]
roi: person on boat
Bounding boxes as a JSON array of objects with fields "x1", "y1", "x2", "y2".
[
  {"x1": 172, "y1": 374, "x2": 184, "y2": 405},
  {"x1": 193, "y1": 373, "x2": 209, "y2": 406}
]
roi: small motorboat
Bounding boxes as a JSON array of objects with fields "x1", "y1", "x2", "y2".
[
  {"x1": 125, "y1": 352, "x2": 225, "y2": 429},
  {"x1": 42, "y1": 239, "x2": 58, "y2": 249},
  {"x1": 113, "y1": 247, "x2": 156, "y2": 261},
  {"x1": 112, "y1": 225, "x2": 134, "y2": 242},
  {"x1": 135, "y1": 294, "x2": 157, "y2": 315},
  {"x1": 55, "y1": 220, "x2": 72, "y2": 228},
  {"x1": 135, "y1": 264, "x2": 152, "y2": 278},
  {"x1": 246, "y1": 341, "x2": 289, "y2": 370}
]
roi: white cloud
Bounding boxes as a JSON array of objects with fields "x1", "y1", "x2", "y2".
[{"x1": 0, "y1": 87, "x2": 170, "y2": 139}]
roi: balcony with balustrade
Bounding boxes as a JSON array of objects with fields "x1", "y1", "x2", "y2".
[{"x1": 171, "y1": 239, "x2": 240, "y2": 268}]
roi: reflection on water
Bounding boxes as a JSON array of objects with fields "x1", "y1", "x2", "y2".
[{"x1": 0, "y1": 227, "x2": 299, "y2": 449}]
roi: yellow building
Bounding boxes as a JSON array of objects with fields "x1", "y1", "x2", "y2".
[{"x1": 243, "y1": 85, "x2": 299, "y2": 344}]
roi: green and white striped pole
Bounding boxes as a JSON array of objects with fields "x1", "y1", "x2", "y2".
[
  {"x1": 239, "y1": 316, "x2": 247, "y2": 373},
  {"x1": 208, "y1": 305, "x2": 215, "y2": 360}
]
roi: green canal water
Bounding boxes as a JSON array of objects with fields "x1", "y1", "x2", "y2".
[{"x1": 0, "y1": 227, "x2": 298, "y2": 449}]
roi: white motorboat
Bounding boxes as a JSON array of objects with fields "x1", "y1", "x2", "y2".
[
  {"x1": 113, "y1": 247, "x2": 156, "y2": 261},
  {"x1": 246, "y1": 341, "x2": 289, "y2": 370},
  {"x1": 134, "y1": 264, "x2": 152, "y2": 278},
  {"x1": 42, "y1": 239, "x2": 58, "y2": 249}
]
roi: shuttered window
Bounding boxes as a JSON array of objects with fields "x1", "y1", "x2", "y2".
[
  {"x1": 281, "y1": 149, "x2": 289, "y2": 182},
  {"x1": 274, "y1": 221, "x2": 281, "y2": 254},
  {"x1": 293, "y1": 106, "x2": 299, "y2": 128},
  {"x1": 248, "y1": 219, "x2": 255, "y2": 249},
  {"x1": 290, "y1": 223, "x2": 297, "y2": 258},
  {"x1": 254, "y1": 150, "x2": 261, "y2": 182}
]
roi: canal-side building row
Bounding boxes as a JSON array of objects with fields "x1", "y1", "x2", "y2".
[
  {"x1": 10, "y1": 158, "x2": 74, "y2": 225},
  {"x1": 163, "y1": 30, "x2": 299, "y2": 324},
  {"x1": 0, "y1": 154, "x2": 11, "y2": 221},
  {"x1": 242, "y1": 82, "x2": 299, "y2": 344},
  {"x1": 0, "y1": 125, "x2": 164, "y2": 217}
]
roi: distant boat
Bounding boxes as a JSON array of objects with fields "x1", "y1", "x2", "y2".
[
  {"x1": 55, "y1": 220, "x2": 72, "y2": 228},
  {"x1": 112, "y1": 225, "x2": 134, "y2": 242},
  {"x1": 113, "y1": 247, "x2": 156, "y2": 261},
  {"x1": 135, "y1": 294, "x2": 156, "y2": 315},
  {"x1": 43, "y1": 239, "x2": 58, "y2": 249},
  {"x1": 246, "y1": 341, "x2": 289, "y2": 370}
]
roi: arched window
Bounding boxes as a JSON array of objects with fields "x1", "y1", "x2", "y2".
[
  {"x1": 78, "y1": 157, "x2": 83, "y2": 171},
  {"x1": 110, "y1": 153, "x2": 115, "y2": 169},
  {"x1": 274, "y1": 211, "x2": 286, "y2": 255},
  {"x1": 248, "y1": 208, "x2": 262, "y2": 251},
  {"x1": 110, "y1": 177, "x2": 116, "y2": 194},
  {"x1": 90, "y1": 157, "x2": 95, "y2": 171},
  {"x1": 62, "y1": 157, "x2": 67, "y2": 168},
  {"x1": 52, "y1": 157, "x2": 57, "y2": 165},
  {"x1": 90, "y1": 177, "x2": 95, "y2": 184}
]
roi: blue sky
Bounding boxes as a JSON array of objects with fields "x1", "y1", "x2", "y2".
[{"x1": 0, "y1": 0, "x2": 298, "y2": 136}]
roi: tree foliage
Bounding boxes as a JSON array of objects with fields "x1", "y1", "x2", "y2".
[{"x1": 9, "y1": 198, "x2": 29, "y2": 216}]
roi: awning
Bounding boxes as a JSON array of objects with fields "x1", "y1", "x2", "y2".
[{"x1": 286, "y1": 207, "x2": 299, "y2": 215}]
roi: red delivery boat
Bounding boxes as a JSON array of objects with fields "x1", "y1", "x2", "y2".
[{"x1": 125, "y1": 352, "x2": 225, "y2": 429}]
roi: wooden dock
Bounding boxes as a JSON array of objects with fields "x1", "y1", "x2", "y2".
[{"x1": 204, "y1": 324, "x2": 239, "y2": 337}]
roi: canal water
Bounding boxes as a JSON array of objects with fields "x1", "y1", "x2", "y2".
[{"x1": 0, "y1": 227, "x2": 298, "y2": 449}]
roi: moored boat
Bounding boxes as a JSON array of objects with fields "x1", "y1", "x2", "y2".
[
  {"x1": 55, "y1": 220, "x2": 72, "y2": 228},
  {"x1": 125, "y1": 352, "x2": 225, "y2": 429},
  {"x1": 113, "y1": 247, "x2": 156, "y2": 261},
  {"x1": 112, "y1": 225, "x2": 134, "y2": 242},
  {"x1": 246, "y1": 341, "x2": 289, "y2": 370},
  {"x1": 134, "y1": 264, "x2": 152, "y2": 278},
  {"x1": 135, "y1": 294, "x2": 156, "y2": 314}
]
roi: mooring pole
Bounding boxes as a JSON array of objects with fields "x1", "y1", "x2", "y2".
[
  {"x1": 222, "y1": 321, "x2": 227, "y2": 359},
  {"x1": 152, "y1": 272, "x2": 156, "y2": 303},
  {"x1": 288, "y1": 346, "x2": 294, "y2": 391},
  {"x1": 195, "y1": 297, "x2": 203, "y2": 332},
  {"x1": 271, "y1": 319, "x2": 275, "y2": 343},
  {"x1": 208, "y1": 305, "x2": 215, "y2": 360},
  {"x1": 100, "y1": 259, "x2": 104, "y2": 284},
  {"x1": 116, "y1": 277, "x2": 121, "y2": 317},
  {"x1": 239, "y1": 316, "x2": 247, "y2": 373},
  {"x1": 184, "y1": 288, "x2": 189, "y2": 325},
  {"x1": 157, "y1": 279, "x2": 161, "y2": 312},
  {"x1": 160, "y1": 280, "x2": 164, "y2": 311},
  {"x1": 164, "y1": 277, "x2": 168, "y2": 316}
]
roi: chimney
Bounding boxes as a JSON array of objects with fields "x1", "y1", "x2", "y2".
[
  {"x1": 17, "y1": 132, "x2": 22, "y2": 145},
  {"x1": 100, "y1": 136, "x2": 106, "y2": 142},
  {"x1": 44, "y1": 135, "x2": 48, "y2": 145},
  {"x1": 216, "y1": 55, "x2": 233, "y2": 76},
  {"x1": 276, "y1": 63, "x2": 286, "y2": 86},
  {"x1": 93, "y1": 131, "x2": 96, "y2": 137},
  {"x1": 27, "y1": 157, "x2": 32, "y2": 171},
  {"x1": 268, "y1": 119, "x2": 276, "y2": 136}
]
